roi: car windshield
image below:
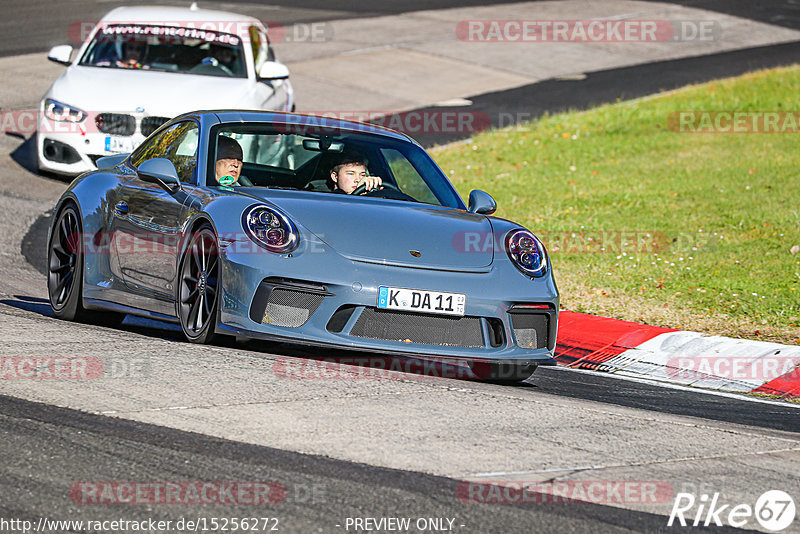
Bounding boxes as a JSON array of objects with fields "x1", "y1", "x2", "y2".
[
  {"x1": 78, "y1": 23, "x2": 247, "y2": 78},
  {"x1": 209, "y1": 125, "x2": 464, "y2": 208}
]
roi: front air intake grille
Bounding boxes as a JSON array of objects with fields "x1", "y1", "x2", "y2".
[
  {"x1": 509, "y1": 312, "x2": 549, "y2": 350},
  {"x1": 263, "y1": 287, "x2": 325, "y2": 327},
  {"x1": 141, "y1": 116, "x2": 170, "y2": 137},
  {"x1": 95, "y1": 113, "x2": 135, "y2": 135},
  {"x1": 350, "y1": 308, "x2": 484, "y2": 347},
  {"x1": 42, "y1": 139, "x2": 81, "y2": 164}
]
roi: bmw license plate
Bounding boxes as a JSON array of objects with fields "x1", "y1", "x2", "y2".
[
  {"x1": 105, "y1": 136, "x2": 135, "y2": 153},
  {"x1": 377, "y1": 286, "x2": 465, "y2": 317}
]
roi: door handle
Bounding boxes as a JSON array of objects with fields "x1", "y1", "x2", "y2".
[{"x1": 114, "y1": 201, "x2": 129, "y2": 216}]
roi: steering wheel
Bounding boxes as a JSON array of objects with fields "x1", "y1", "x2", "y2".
[
  {"x1": 190, "y1": 58, "x2": 233, "y2": 77},
  {"x1": 351, "y1": 181, "x2": 401, "y2": 196}
]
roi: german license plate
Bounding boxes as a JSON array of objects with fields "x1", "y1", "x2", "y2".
[
  {"x1": 377, "y1": 286, "x2": 465, "y2": 317},
  {"x1": 105, "y1": 136, "x2": 135, "y2": 153}
]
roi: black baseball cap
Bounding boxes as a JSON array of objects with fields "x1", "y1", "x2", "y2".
[{"x1": 217, "y1": 135, "x2": 243, "y2": 161}]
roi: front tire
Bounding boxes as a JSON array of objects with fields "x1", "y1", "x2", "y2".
[
  {"x1": 178, "y1": 224, "x2": 220, "y2": 344},
  {"x1": 47, "y1": 203, "x2": 125, "y2": 326},
  {"x1": 48, "y1": 204, "x2": 83, "y2": 320}
]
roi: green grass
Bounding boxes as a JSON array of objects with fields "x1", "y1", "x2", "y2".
[{"x1": 433, "y1": 66, "x2": 800, "y2": 339}]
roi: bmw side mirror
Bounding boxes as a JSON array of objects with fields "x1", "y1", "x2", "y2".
[
  {"x1": 468, "y1": 189, "x2": 497, "y2": 215},
  {"x1": 138, "y1": 158, "x2": 181, "y2": 192},
  {"x1": 258, "y1": 61, "x2": 290, "y2": 80},
  {"x1": 47, "y1": 45, "x2": 74, "y2": 66}
]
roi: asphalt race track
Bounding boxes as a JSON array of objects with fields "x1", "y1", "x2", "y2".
[{"x1": 1, "y1": 1, "x2": 799, "y2": 533}]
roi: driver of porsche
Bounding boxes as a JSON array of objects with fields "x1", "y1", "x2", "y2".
[
  {"x1": 330, "y1": 155, "x2": 383, "y2": 194},
  {"x1": 214, "y1": 135, "x2": 244, "y2": 186}
]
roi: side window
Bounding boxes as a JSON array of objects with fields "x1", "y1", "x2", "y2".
[
  {"x1": 262, "y1": 29, "x2": 275, "y2": 62},
  {"x1": 130, "y1": 126, "x2": 173, "y2": 168},
  {"x1": 170, "y1": 124, "x2": 199, "y2": 182},
  {"x1": 380, "y1": 148, "x2": 439, "y2": 205},
  {"x1": 249, "y1": 26, "x2": 264, "y2": 72},
  {"x1": 130, "y1": 121, "x2": 199, "y2": 183},
  {"x1": 249, "y1": 25, "x2": 275, "y2": 74}
]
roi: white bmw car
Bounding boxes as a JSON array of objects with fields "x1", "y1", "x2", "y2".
[{"x1": 38, "y1": 5, "x2": 294, "y2": 176}]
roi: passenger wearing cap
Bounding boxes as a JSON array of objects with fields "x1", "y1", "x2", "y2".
[{"x1": 215, "y1": 135, "x2": 243, "y2": 186}]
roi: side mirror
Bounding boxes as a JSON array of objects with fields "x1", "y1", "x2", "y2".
[
  {"x1": 47, "y1": 45, "x2": 74, "y2": 66},
  {"x1": 95, "y1": 153, "x2": 129, "y2": 170},
  {"x1": 468, "y1": 190, "x2": 497, "y2": 215},
  {"x1": 258, "y1": 61, "x2": 290, "y2": 80},
  {"x1": 138, "y1": 158, "x2": 181, "y2": 191}
]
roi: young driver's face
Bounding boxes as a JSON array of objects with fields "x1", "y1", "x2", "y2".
[{"x1": 331, "y1": 163, "x2": 367, "y2": 194}]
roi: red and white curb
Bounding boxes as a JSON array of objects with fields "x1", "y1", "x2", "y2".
[{"x1": 555, "y1": 311, "x2": 800, "y2": 399}]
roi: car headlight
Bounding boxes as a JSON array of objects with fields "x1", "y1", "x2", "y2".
[
  {"x1": 506, "y1": 229, "x2": 547, "y2": 277},
  {"x1": 242, "y1": 204, "x2": 299, "y2": 253},
  {"x1": 44, "y1": 99, "x2": 87, "y2": 123}
]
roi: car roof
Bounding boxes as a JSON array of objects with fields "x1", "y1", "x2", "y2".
[
  {"x1": 201, "y1": 111, "x2": 417, "y2": 143},
  {"x1": 100, "y1": 5, "x2": 262, "y2": 29}
]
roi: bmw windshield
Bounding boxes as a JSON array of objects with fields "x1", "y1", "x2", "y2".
[{"x1": 79, "y1": 24, "x2": 247, "y2": 78}]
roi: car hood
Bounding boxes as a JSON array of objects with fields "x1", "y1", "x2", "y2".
[
  {"x1": 46, "y1": 66, "x2": 253, "y2": 116},
  {"x1": 248, "y1": 192, "x2": 494, "y2": 270}
]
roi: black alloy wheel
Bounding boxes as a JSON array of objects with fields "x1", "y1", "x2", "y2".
[
  {"x1": 178, "y1": 225, "x2": 220, "y2": 343},
  {"x1": 48, "y1": 204, "x2": 82, "y2": 319}
]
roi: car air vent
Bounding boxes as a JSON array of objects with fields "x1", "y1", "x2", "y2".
[
  {"x1": 140, "y1": 116, "x2": 170, "y2": 137},
  {"x1": 264, "y1": 288, "x2": 325, "y2": 327},
  {"x1": 95, "y1": 113, "x2": 135, "y2": 136},
  {"x1": 249, "y1": 278, "x2": 331, "y2": 327},
  {"x1": 508, "y1": 311, "x2": 549, "y2": 350},
  {"x1": 350, "y1": 308, "x2": 484, "y2": 347}
]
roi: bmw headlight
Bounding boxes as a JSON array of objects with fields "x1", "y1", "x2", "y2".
[
  {"x1": 506, "y1": 229, "x2": 547, "y2": 277},
  {"x1": 242, "y1": 204, "x2": 299, "y2": 254},
  {"x1": 44, "y1": 99, "x2": 87, "y2": 123}
]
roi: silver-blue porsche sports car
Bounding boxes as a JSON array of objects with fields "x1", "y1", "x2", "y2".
[{"x1": 47, "y1": 111, "x2": 559, "y2": 381}]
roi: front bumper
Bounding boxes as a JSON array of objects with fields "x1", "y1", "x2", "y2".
[
  {"x1": 37, "y1": 113, "x2": 150, "y2": 176},
  {"x1": 218, "y1": 237, "x2": 560, "y2": 365}
]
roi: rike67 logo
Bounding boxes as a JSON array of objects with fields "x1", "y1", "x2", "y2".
[{"x1": 668, "y1": 490, "x2": 796, "y2": 531}]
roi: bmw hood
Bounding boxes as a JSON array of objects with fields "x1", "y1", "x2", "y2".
[
  {"x1": 46, "y1": 66, "x2": 256, "y2": 117},
  {"x1": 256, "y1": 193, "x2": 495, "y2": 270}
]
